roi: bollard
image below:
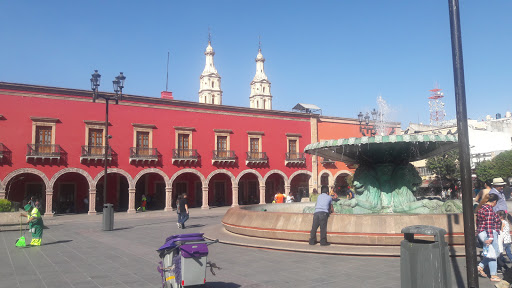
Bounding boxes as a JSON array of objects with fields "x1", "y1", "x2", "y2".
[{"x1": 102, "y1": 203, "x2": 114, "y2": 231}]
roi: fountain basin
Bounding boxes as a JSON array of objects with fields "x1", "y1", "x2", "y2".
[{"x1": 222, "y1": 203, "x2": 466, "y2": 246}]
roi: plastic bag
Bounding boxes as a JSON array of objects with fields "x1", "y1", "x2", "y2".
[{"x1": 487, "y1": 243, "x2": 498, "y2": 259}]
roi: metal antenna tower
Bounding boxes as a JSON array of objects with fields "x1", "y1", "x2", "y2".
[{"x1": 428, "y1": 83, "x2": 446, "y2": 127}]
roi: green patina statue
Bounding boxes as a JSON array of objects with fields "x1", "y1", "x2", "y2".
[{"x1": 304, "y1": 134, "x2": 463, "y2": 214}]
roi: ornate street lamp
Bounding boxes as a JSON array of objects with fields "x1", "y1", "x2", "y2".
[
  {"x1": 90, "y1": 70, "x2": 126, "y2": 207},
  {"x1": 357, "y1": 111, "x2": 377, "y2": 136}
]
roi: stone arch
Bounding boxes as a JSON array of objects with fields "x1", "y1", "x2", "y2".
[
  {"x1": 319, "y1": 169, "x2": 334, "y2": 186},
  {"x1": 235, "y1": 169, "x2": 263, "y2": 186},
  {"x1": 50, "y1": 168, "x2": 94, "y2": 190},
  {"x1": 288, "y1": 170, "x2": 313, "y2": 184},
  {"x1": 0, "y1": 177, "x2": 4, "y2": 191},
  {"x1": 263, "y1": 169, "x2": 289, "y2": 186},
  {"x1": 169, "y1": 169, "x2": 206, "y2": 187},
  {"x1": 134, "y1": 168, "x2": 170, "y2": 188},
  {"x1": 333, "y1": 170, "x2": 353, "y2": 180},
  {"x1": 93, "y1": 168, "x2": 135, "y2": 189},
  {"x1": 206, "y1": 169, "x2": 236, "y2": 186},
  {"x1": 318, "y1": 169, "x2": 334, "y2": 180},
  {"x1": 2, "y1": 168, "x2": 50, "y2": 190}
]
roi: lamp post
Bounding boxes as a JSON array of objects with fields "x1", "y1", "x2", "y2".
[
  {"x1": 91, "y1": 70, "x2": 126, "y2": 206},
  {"x1": 357, "y1": 109, "x2": 378, "y2": 136}
]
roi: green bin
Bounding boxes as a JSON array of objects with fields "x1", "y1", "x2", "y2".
[{"x1": 400, "y1": 225, "x2": 451, "y2": 288}]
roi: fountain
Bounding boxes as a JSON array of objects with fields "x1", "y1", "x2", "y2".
[
  {"x1": 303, "y1": 134, "x2": 463, "y2": 214},
  {"x1": 219, "y1": 99, "x2": 465, "y2": 255}
]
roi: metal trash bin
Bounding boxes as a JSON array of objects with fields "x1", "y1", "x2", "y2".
[
  {"x1": 400, "y1": 225, "x2": 451, "y2": 288},
  {"x1": 102, "y1": 203, "x2": 114, "y2": 231},
  {"x1": 157, "y1": 233, "x2": 218, "y2": 288}
]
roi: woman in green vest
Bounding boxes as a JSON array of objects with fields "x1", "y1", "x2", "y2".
[{"x1": 20, "y1": 203, "x2": 44, "y2": 246}]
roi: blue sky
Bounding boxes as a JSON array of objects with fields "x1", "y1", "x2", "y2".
[{"x1": 1, "y1": 1, "x2": 510, "y2": 127}]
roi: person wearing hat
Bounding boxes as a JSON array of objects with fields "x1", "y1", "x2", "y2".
[
  {"x1": 19, "y1": 203, "x2": 44, "y2": 246},
  {"x1": 489, "y1": 177, "x2": 508, "y2": 213}
]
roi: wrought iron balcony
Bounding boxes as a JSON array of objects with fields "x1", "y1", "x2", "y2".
[
  {"x1": 285, "y1": 152, "x2": 306, "y2": 165},
  {"x1": 172, "y1": 149, "x2": 199, "y2": 164},
  {"x1": 212, "y1": 150, "x2": 236, "y2": 164},
  {"x1": 27, "y1": 144, "x2": 62, "y2": 161},
  {"x1": 130, "y1": 147, "x2": 159, "y2": 163},
  {"x1": 80, "y1": 145, "x2": 112, "y2": 163},
  {"x1": 246, "y1": 151, "x2": 268, "y2": 165}
]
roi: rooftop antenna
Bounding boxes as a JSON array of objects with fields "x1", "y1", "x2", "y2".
[{"x1": 165, "y1": 51, "x2": 169, "y2": 91}]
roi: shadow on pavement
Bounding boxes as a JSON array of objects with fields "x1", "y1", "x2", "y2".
[
  {"x1": 112, "y1": 227, "x2": 133, "y2": 231},
  {"x1": 43, "y1": 240, "x2": 73, "y2": 246},
  {"x1": 184, "y1": 224, "x2": 205, "y2": 229},
  {"x1": 204, "y1": 282, "x2": 241, "y2": 288}
]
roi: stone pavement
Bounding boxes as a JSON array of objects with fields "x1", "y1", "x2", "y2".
[{"x1": 0, "y1": 207, "x2": 501, "y2": 288}]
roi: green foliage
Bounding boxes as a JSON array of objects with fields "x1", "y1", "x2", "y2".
[
  {"x1": 426, "y1": 149, "x2": 460, "y2": 180},
  {"x1": 0, "y1": 199, "x2": 12, "y2": 212},
  {"x1": 476, "y1": 150, "x2": 512, "y2": 182},
  {"x1": 475, "y1": 160, "x2": 498, "y2": 182}
]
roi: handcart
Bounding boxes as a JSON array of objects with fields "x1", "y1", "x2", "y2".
[{"x1": 157, "y1": 233, "x2": 218, "y2": 288}]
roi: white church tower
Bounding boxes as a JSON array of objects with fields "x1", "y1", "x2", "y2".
[
  {"x1": 199, "y1": 40, "x2": 222, "y2": 104},
  {"x1": 249, "y1": 47, "x2": 272, "y2": 110}
]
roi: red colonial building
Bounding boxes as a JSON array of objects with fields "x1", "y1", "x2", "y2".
[
  {"x1": 0, "y1": 82, "x2": 316, "y2": 215},
  {"x1": 0, "y1": 42, "x2": 380, "y2": 216}
]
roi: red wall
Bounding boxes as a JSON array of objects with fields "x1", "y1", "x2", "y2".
[
  {"x1": 0, "y1": 86, "x2": 312, "y2": 208},
  {"x1": 317, "y1": 120, "x2": 362, "y2": 178}
]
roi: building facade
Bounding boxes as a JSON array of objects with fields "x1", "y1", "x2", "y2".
[{"x1": 0, "y1": 82, "x2": 322, "y2": 215}]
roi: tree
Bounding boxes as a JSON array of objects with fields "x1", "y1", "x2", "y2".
[
  {"x1": 476, "y1": 150, "x2": 512, "y2": 182},
  {"x1": 426, "y1": 149, "x2": 460, "y2": 180},
  {"x1": 475, "y1": 160, "x2": 497, "y2": 182}
]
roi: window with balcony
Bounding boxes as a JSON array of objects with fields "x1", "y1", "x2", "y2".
[
  {"x1": 27, "y1": 117, "x2": 61, "y2": 161},
  {"x1": 130, "y1": 124, "x2": 158, "y2": 164},
  {"x1": 213, "y1": 129, "x2": 235, "y2": 164},
  {"x1": 82, "y1": 120, "x2": 110, "y2": 163},
  {"x1": 285, "y1": 133, "x2": 305, "y2": 165},
  {"x1": 173, "y1": 126, "x2": 198, "y2": 164},
  {"x1": 246, "y1": 131, "x2": 267, "y2": 165}
]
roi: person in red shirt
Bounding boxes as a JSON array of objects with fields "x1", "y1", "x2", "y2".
[{"x1": 274, "y1": 191, "x2": 285, "y2": 203}]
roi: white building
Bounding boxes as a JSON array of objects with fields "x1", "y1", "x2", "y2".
[
  {"x1": 405, "y1": 113, "x2": 512, "y2": 173},
  {"x1": 199, "y1": 41, "x2": 223, "y2": 105},
  {"x1": 249, "y1": 48, "x2": 272, "y2": 110}
]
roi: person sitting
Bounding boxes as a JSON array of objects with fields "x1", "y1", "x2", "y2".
[
  {"x1": 286, "y1": 192, "x2": 295, "y2": 203},
  {"x1": 274, "y1": 191, "x2": 285, "y2": 203},
  {"x1": 309, "y1": 188, "x2": 319, "y2": 202}
]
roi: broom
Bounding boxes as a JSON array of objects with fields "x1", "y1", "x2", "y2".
[{"x1": 15, "y1": 217, "x2": 26, "y2": 247}]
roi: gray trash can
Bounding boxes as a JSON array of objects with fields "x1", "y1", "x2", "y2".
[
  {"x1": 103, "y1": 203, "x2": 114, "y2": 231},
  {"x1": 400, "y1": 225, "x2": 451, "y2": 288}
]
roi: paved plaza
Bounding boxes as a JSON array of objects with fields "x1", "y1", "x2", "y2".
[{"x1": 0, "y1": 207, "x2": 501, "y2": 288}]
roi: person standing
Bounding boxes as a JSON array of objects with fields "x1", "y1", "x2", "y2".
[
  {"x1": 476, "y1": 193, "x2": 501, "y2": 282},
  {"x1": 137, "y1": 194, "x2": 147, "y2": 212},
  {"x1": 490, "y1": 178, "x2": 508, "y2": 213},
  {"x1": 20, "y1": 204, "x2": 44, "y2": 246},
  {"x1": 177, "y1": 194, "x2": 189, "y2": 229},
  {"x1": 309, "y1": 186, "x2": 333, "y2": 246}
]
